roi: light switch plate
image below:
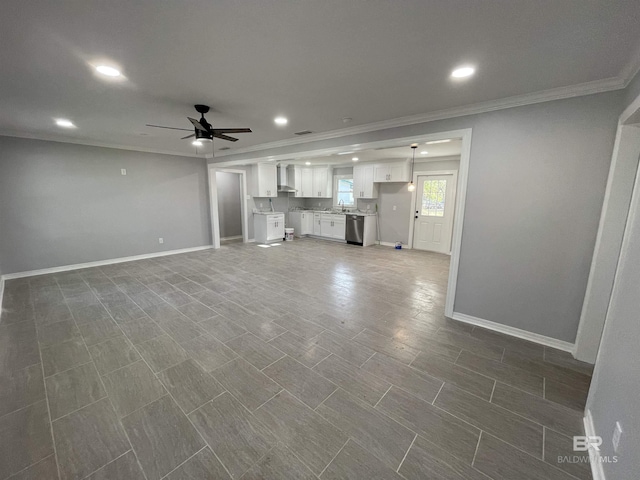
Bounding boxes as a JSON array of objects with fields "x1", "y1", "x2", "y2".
[
  {"x1": 121, "y1": 169, "x2": 127, "y2": 176},
  {"x1": 158, "y1": 238, "x2": 164, "y2": 244}
]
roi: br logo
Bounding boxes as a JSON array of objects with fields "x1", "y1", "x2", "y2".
[{"x1": 574, "y1": 436, "x2": 603, "y2": 452}]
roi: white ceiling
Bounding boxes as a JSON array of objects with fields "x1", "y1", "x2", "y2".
[
  {"x1": 279, "y1": 139, "x2": 462, "y2": 167},
  {"x1": 1, "y1": 0, "x2": 639, "y2": 157}
]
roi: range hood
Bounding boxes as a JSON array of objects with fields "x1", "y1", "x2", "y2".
[{"x1": 277, "y1": 166, "x2": 297, "y2": 193}]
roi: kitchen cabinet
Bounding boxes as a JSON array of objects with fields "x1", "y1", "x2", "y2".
[
  {"x1": 254, "y1": 213, "x2": 284, "y2": 243},
  {"x1": 289, "y1": 211, "x2": 314, "y2": 236},
  {"x1": 320, "y1": 214, "x2": 346, "y2": 240},
  {"x1": 251, "y1": 163, "x2": 277, "y2": 197},
  {"x1": 373, "y1": 161, "x2": 410, "y2": 183},
  {"x1": 353, "y1": 164, "x2": 378, "y2": 199},
  {"x1": 313, "y1": 213, "x2": 322, "y2": 235},
  {"x1": 288, "y1": 165, "x2": 332, "y2": 197}
]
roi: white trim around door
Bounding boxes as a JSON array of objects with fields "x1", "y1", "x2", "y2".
[{"x1": 207, "y1": 166, "x2": 249, "y2": 249}]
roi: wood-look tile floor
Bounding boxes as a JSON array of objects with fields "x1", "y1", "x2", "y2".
[{"x1": 0, "y1": 238, "x2": 594, "y2": 479}]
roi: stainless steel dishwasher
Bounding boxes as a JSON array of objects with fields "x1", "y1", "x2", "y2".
[{"x1": 346, "y1": 214, "x2": 364, "y2": 246}]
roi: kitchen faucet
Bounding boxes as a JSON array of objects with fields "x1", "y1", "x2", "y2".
[{"x1": 339, "y1": 199, "x2": 345, "y2": 212}]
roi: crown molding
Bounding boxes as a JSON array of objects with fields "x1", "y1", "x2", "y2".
[
  {"x1": 621, "y1": 42, "x2": 640, "y2": 87},
  {"x1": 0, "y1": 131, "x2": 207, "y2": 159},
  {"x1": 216, "y1": 76, "x2": 626, "y2": 158}
]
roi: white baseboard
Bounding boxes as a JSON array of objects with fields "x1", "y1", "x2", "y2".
[
  {"x1": 584, "y1": 409, "x2": 606, "y2": 480},
  {"x1": 451, "y1": 312, "x2": 575, "y2": 352},
  {"x1": 379, "y1": 241, "x2": 412, "y2": 249},
  {"x1": 247, "y1": 238, "x2": 256, "y2": 243},
  {"x1": 220, "y1": 235, "x2": 243, "y2": 241},
  {"x1": 1, "y1": 245, "x2": 214, "y2": 280}
]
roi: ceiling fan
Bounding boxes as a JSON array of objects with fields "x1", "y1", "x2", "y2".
[{"x1": 146, "y1": 104, "x2": 252, "y2": 145}]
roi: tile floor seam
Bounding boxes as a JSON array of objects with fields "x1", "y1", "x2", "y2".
[
  {"x1": 488, "y1": 380, "x2": 497, "y2": 403},
  {"x1": 430, "y1": 382, "x2": 446, "y2": 406},
  {"x1": 396, "y1": 433, "x2": 417, "y2": 473},
  {"x1": 158, "y1": 445, "x2": 207, "y2": 480},
  {"x1": 317, "y1": 437, "x2": 350, "y2": 478},
  {"x1": 36, "y1": 298, "x2": 63, "y2": 480},
  {"x1": 471, "y1": 430, "x2": 483, "y2": 467},
  {"x1": 258, "y1": 353, "x2": 288, "y2": 372},
  {"x1": 78, "y1": 448, "x2": 133, "y2": 480},
  {"x1": 373, "y1": 385, "x2": 393, "y2": 408}
]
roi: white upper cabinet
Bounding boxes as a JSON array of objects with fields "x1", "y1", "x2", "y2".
[
  {"x1": 312, "y1": 167, "x2": 331, "y2": 198},
  {"x1": 251, "y1": 163, "x2": 277, "y2": 197},
  {"x1": 288, "y1": 165, "x2": 332, "y2": 197},
  {"x1": 373, "y1": 161, "x2": 411, "y2": 183},
  {"x1": 353, "y1": 164, "x2": 378, "y2": 199}
]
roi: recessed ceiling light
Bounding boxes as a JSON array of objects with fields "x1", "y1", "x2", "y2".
[
  {"x1": 95, "y1": 65, "x2": 122, "y2": 77},
  {"x1": 352, "y1": 157, "x2": 359, "y2": 162},
  {"x1": 55, "y1": 119, "x2": 76, "y2": 128},
  {"x1": 426, "y1": 139, "x2": 452, "y2": 144},
  {"x1": 192, "y1": 140, "x2": 203, "y2": 147},
  {"x1": 337, "y1": 151, "x2": 354, "y2": 155},
  {"x1": 451, "y1": 66, "x2": 475, "y2": 78},
  {"x1": 274, "y1": 117, "x2": 288, "y2": 126},
  {"x1": 420, "y1": 151, "x2": 428, "y2": 155},
  {"x1": 305, "y1": 161, "x2": 311, "y2": 165}
]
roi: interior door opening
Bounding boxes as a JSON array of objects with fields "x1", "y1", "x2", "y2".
[{"x1": 216, "y1": 171, "x2": 244, "y2": 244}]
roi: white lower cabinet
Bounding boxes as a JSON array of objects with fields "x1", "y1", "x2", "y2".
[
  {"x1": 289, "y1": 212, "x2": 314, "y2": 236},
  {"x1": 313, "y1": 213, "x2": 322, "y2": 235},
  {"x1": 320, "y1": 214, "x2": 346, "y2": 240},
  {"x1": 254, "y1": 213, "x2": 285, "y2": 243}
]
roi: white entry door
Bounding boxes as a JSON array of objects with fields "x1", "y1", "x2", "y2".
[{"x1": 413, "y1": 174, "x2": 456, "y2": 253}]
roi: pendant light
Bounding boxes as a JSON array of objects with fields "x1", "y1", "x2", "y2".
[{"x1": 407, "y1": 143, "x2": 418, "y2": 192}]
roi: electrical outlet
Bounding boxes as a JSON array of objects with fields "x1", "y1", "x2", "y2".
[
  {"x1": 318, "y1": 203, "x2": 321, "y2": 206},
  {"x1": 259, "y1": 203, "x2": 263, "y2": 208},
  {"x1": 121, "y1": 169, "x2": 127, "y2": 176},
  {"x1": 613, "y1": 422, "x2": 623, "y2": 453},
  {"x1": 393, "y1": 205, "x2": 397, "y2": 211},
  {"x1": 158, "y1": 238, "x2": 164, "y2": 244}
]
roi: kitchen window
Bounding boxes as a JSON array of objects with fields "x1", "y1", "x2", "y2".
[{"x1": 334, "y1": 175, "x2": 354, "y2": 207}]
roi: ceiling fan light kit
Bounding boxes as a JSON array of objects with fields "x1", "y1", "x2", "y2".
[{"x1": 146, "y1": 104, "x2": 252, "y2": 152}]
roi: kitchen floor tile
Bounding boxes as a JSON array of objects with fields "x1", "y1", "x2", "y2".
[
  {"x1": 316, "y1": 388, "x2": 414, "y2": 469},
  {"x1": 254, "y1": 390, "x2": 347, "y2": 475},
  {"x1": 0, "y1": 400, "x2": 54, "y2": 479},
  {"x1": 41, "y1": 338, "x2": 91, "y2": 377},
  {"x1": 353, "y1": 329, "x2": 420, "y2": 364},
  {"x1": 123, "y1": 396, "x2": 205, "y2": 480},
  {"x1": 268, "y1": 331, "x2": 331, "y2": 367},
  {"x1": 85, "y1": 450, "x2": 146, "y2": 480},
  {"x1": 88, "y1": 336, "x2": 141, "y2": 375},
  {"x1": 136, "y1": 335, "x2": 190, "y2": 373},
  {"x1": 0, "y1": 364, "x2": 45, "y2": 417},
  {"x1": 198, "y1": 315, "x2": 246, "y2": 341},
  {"x1": 434, "y1": 383, "x2": 543, "y2": 458},
  {"x1": 212, "y1": 357, "x2": 281, "y2": 411},
  {"x1": 361, "y1": 353, "x2": 443, "y2": 403},
  {"x1": 189, "y1": 392, "x2": 273, "y2": 478},
  {"x1": 313, "y1": 354, "x2": 390, "y2": 406},
  {"x1": 241, "y1": 442, "x2": 316, "y2": 480},
  {"x1": 377, "y1": 386, "x2": 481, "y2": 463},
  {"x1": 102, "y1": 361, "x2": 166, "y2": 417},
  {"x1": 180, "y1": 334, "x2": 236, "y2": 372},
  {"x1": 262, "y1": 355, "x2": 337, "y2": 409},
  {"x1": 46, "y1": 362, "x2": 106, "y2": 420},
  {"x1": 53, "y1": 398, "x2": 130, "y2": 480},
  {"x1": 164, "y1": 447, "x2": 231, "y2": 480},
  {"x1": 225, "y1": 332, "x2": 285, "y2": 370},
  {"x1": 313, "y1": 330, "x2": 374, "y2": 366},
  {"x1": 320, "y1": 439, "x2": 403, "y2": 480},
  {"x1": 157, "y1": 359, "x2": 224, "y2": 414}
]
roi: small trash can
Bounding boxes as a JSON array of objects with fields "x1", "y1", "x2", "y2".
[{"x1": 285, "y1": 228, "x2": 294, "y2": 241}]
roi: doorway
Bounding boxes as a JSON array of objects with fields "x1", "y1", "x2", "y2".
[
  {"x1": 216, "y1": 171, "x2": 243, "y2": 243},
  {"x1": 411, "y1": 172, "x2": 458, "y2": 254}
]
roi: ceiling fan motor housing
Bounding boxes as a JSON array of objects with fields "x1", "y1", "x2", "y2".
[{"x1": 195, "y1": 129, "x2": 212, "y2": 141}]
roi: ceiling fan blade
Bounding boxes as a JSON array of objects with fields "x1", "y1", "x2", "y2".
[
  {"x1": 211, "y1": 128, "x2": 252, "y2": 134},
  {"x1": 188, "y1": 117, "x2": 208, "y2": 132},
  {"x1": 181, "y1": 134, "x2": 196, "y2": 140},
  {"x1": 145, "y1": 124, "x2": 192, "y2": 132},
  {"x1": 213, "y1": 133, "x2": 239, "y2": 142}
]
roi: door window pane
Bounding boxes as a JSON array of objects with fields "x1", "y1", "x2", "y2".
[{"x1": 421, "y1": 179, "x2": 446, "y2": 217}]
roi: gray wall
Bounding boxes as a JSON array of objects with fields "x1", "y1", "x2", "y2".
[
  {"x1": 216, "y1": 91, "x2": 623, "y2": 342},
  {"x1": 215, "y1": 171, "x2": 242, "y2": 239},
  {"x1": 357, "y1": 159, "x2": 461, "y2": 245},
  {"x1": 0, "y1": 136, "x2": 211, "y2": 274},
  {"x1": 586, "y1": 154, "x2": 640, "y2": 479}
]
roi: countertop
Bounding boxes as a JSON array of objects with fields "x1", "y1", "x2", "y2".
[
  {"x1": 253, "y1": 211, "x2": 284, "y2": 215},
  {"x1": 289, "y1": 210, "x2": 377, "y2": 216}
]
